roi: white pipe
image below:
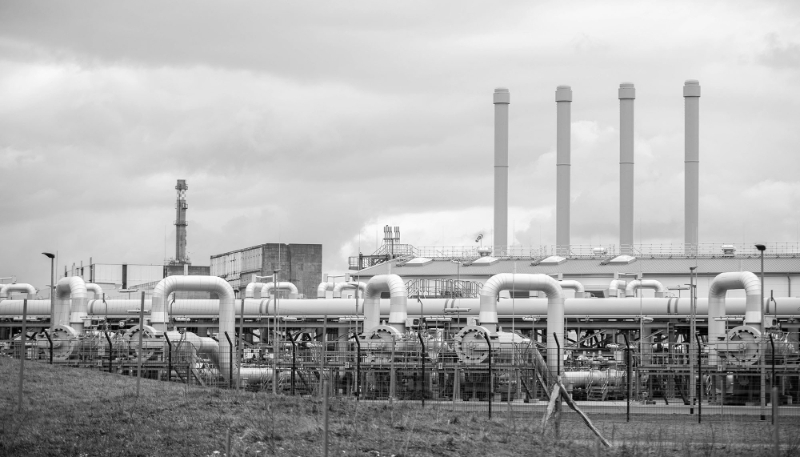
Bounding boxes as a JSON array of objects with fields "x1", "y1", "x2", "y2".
[
  {"x1": 6, "y1": 295, "x2": 800, "y2": 320},
  {"x1": 625, "y1": 279, "x2": 666, "y2": 298},
  {"x1": 563, "y1": 369, "x2": 625, "y2": 388},
  {"x1": 56, "y1": 276, "x2": 87, "y2": 332},
  {"x1": 480, "y1": 273, "x2": 564, "y2": 375},
  {"x1": 85, "y1": 283, "x2": 103, "y2": 299},
  {"x1": 333, "y1": 281, "x2": 366, "y2": 298},
  {"x1": 363, "y1": 274, "x2": 407, "y2": 333},
  {"x1": 0, "y1": 283, "x2": 36, "y2": 299},
  {"x1": 619, "y1": 82, "x2": 635, "y2": 254},
  {"x1": 150, "y1": 275, "x2": 241, "y2": 382},
  {"x1": 260, "y1": 282, "x2": 299, "y2": 299},
  {"x1": 708, "y1": 271, "x2": 762, "y2": 346},
  {"x1": 244, "y1": 282, "x2": 265, "y2": 299},
  {"x1": 316, "y1": 281, "x2": 334, "y2": 299},
  {"x1": 558, "y1": 280, "x2": 586, "y2": 298},
  {"x1": 494, "y1": 87, "x2": 510, "y2": 254},
  {"x1": 684, "y1": 80, "x2": 701, "y2": 254},
  {"x1": 556, "y1": 85, "x2": 572, "y2": 256},
  {"x1": 607, "y1": 279, "x2": 629, "y2": 297},
  {"x1": 164, "y1": 330, "x2": 272, "y2": 383}
]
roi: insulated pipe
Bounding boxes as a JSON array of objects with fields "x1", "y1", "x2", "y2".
[
  {"x1": 244, "y1": 282, "x2": 265, "y2": 299},
  {"x1": 493, "y1": 87, "x2": 510, "y2": 254},
  {"x1": 56, "y1": 276, "x2": 87, "y2": 332},
  {"x1": 333, "y1": 281, "x2": 367, "y2": 299},
  {"x1": 150, "y1": 275, "x2": 239, "y2": 382},
  {"x1": 625, "y1": 279, "x2": 667, "y2": 298},
  {"x1": 260, "y1": 282, "x2": 299, "y2": 299},
  {"x1": 0, "y1": 283, "x2": 36, "y2": 300},
  {"x1": 559, "y1": 280, "x2": 586, "y2": 298},
  {"x1": 556, "y1": 85, "x2": 572, "y2": 256},
  {"x1": 363, "y1": 274, "x2": 407, "y2": 333},
  {"x1": 607, "y1": 279, "x2": 630, "y2": 297},
  {"x1": 684, "y1": 80, "x2": 701, "y2": 254},
  {"x1": 164, "y1": 330, "x2": 272, "y2": 383},
  {"x1": 85, "y1": 283, "x2": 103, "y2": 299},
  {"x1": 708, "y1": 271, "x2": 763, "y2": 346},
  {"x1": 619, "y1": 82, "x2": 635, "y2": 254},
  {"x1": 316, "y1": 281, "x2": 334, "y2": 299},
  {"x1": 480, "y1": 273, "x2": 564, "y2": 375}
]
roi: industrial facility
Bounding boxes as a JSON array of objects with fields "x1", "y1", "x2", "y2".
[{"x1": 2, "y1": 81, "x2": 799, "y2": 414}]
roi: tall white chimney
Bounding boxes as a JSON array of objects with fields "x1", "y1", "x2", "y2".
[
  {"x1": 619, "y1": 83, "x2": 635, "y2": 254},
  {"x1": 684, "y1": 80, "x2": 701, "y2": 254},
  {"x1": 556, "y1": 85, "x2": 572, "y2": 256},
  {"x1": 493, "y1": 87, "x2": 510, "y2": 254}
]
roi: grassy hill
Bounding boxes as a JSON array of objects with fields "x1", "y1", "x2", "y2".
[{"x1": 1, "y1": 357, "x2": 798, "y2": 456}]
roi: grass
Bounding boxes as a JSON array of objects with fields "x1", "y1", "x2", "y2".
[{"x1": 2, "y1": 356, "x2": 800, "y2": 456}]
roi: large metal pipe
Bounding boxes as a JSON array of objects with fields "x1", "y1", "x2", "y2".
[
  {"x1": 333, "y1": 281, "x2": 366, "y2": 299},
  {"x1": 493, "y1": 87, "x2": 510, "y2": 254},
  {"x1": 625, "y1": 279, "x2": 666, "y2": 298},
  {"x1": 556, "y1": 85, "x2": 572, "y2": 256},
  {"x1": 150, "y1": 275, "x2": 240, "y2": 382},
  {"x1": 479, "y1": 273, "x2": 564, "y2": 374},
  {"x1": 708, "y1": 271, "x2": 762, "y2": 345},
  {"x1": 619, "y1": 82, "x2": 635, "y2": 254},
  {"x1": 85, "y1": 283, "x2": 103, "y2": 299},
  {"x1": 8, "y1": 296, "x2": 800, "y2": 320},
  {"x1": 0, "y1": 283, "x2": 36, "y2": 300},
  {"x1": 260, "y1": 282, "x2": 298, "y2": 299},
  {"x1": 684, "y1": 80, "x2": 701, "y2": 254},
  {"x1": 244, "y1": 281, "x2": 267, "y2": 299},
  {"x1": 607, "y1": 279, "x2": 629, "y2": 297},
  {"x1": 559, "y1": 279, "x2": 586, "y2": 298},
  {"x1": 316, "y1": 281, "x2": 334, "y2": 299},
  {"x1": 56, "y1": 276, "x2": 87, "y2": 332},
  {"x1": 363, "y1": 274, "x2": 407, "y2": 333}
]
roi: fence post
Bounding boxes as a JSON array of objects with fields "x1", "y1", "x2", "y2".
[
  {"x1": 136, "y1": 291, "x2": 144, "y2": 398},
  {"x1": 290, "y1": 333, "x2": 296, "y2": 396},
  {"x1": 623, "y1": 333, "x2": 631, "y2": 422},
  {"x1": 482, "y1": 331, "x2": 492, "y2": 419},
  {"x1": 696, "y1": 332, "x2": 702, "y2": 424},
  {"x1": 104, "y1": 331, "x2": 113, "y2": 374},
  {"x1": 418, "y1": 331, "x2": 425, "y2": 408},
  {"x1": 322, "y1": 379, "x2": 329, "y2": 457},
  {"x1": 164, "y1": 332, "x2": 172, "y2": 382},
  {"x1": 553, "y1": 331, "x2": 561, "y2": 436},
  {"x1": 351, "y1": 333, "x2": 361, "y2": 400},
  {"x1": 43, "y1": 329, "x2": 53, "y2": 365},
  {"x1": 17, "y1": 298, "x2": 28, "y2": 412},
  {"x1": 224, "y1": 331, "x2": 233, "y2": 389}
]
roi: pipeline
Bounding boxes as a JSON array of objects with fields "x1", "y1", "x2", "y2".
[
  {"x1": 333, "y1": 281, "x2": 366, "y2": 299},
  {"x1": 316, "y1": 281, "x2": 334, "y2": 299},
  {"x1": 625, "y1": 279, "x2": 666, "y2": 298},
  {"x1": 559, "y1": 279, "x2": 586, "y2": 298},
  {"x1": 261, "y1": 282, "x2": 299, "y2": 299}
]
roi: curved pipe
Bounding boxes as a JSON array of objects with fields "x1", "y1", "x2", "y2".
[
  {"x1": 333, "y1": 281, "x2": 366, "y2": 299},
  {"x1": 559, "y1": 280, "x2": 586, "y2": 298},
  {"x1": 56, "y1": 276, "x2": 87, "y2": 332},
  {"x1": 364, "y1": 274, "x2": 407, "y2": 333},
  {"x1": 608, "y1": 279, "x2": 629, "y2": 297},
  {"x1": 317, "y1": 281, "x2": 334, "y2": 299},
  {"x1": 85, "y1": 283, "x2": 103, "y2": 299},
  {"x1": 151, "y1": 275, "x2": 241, "y2": 382},
  {"x1": 625, "y1": 279, "x2": 666, "y2": 298},
  {"x1": 260, "y1": 282, "x2": 299, "y2": 299},
  {"x1": 244, "y1": 282, "x2": 267, "y2": 299},
  {"x1": 708, "y1": 271, "x2": 762, "y2": 346},
  {"x1": 0, "y1": 283, "x2": 36, "y2": 300},
  {"x1": 480, "y1": 273, "x2": 564, "y2": 375}
]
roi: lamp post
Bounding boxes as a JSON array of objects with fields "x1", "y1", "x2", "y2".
[
  {"x1": 756, "y1": 244, "x2": 766, "y2": 421},
  {"x1": 42, "y1": 253, "x2": 55, "y2": 330}
]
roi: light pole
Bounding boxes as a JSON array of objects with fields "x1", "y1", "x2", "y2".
[
  {"x1": 42, "y1": 253, "x2": 55, "y2": 330},
  {"x1": 756, "y1": 244, "x2": 766, "y2": 421},
  {"x1": 687, "y1": 266, "x2": 697, "y2": 403}
]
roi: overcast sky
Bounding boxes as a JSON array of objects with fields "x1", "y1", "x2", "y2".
[{"x1": 2, "y1": 1, "x2": 799, "y2": 290}]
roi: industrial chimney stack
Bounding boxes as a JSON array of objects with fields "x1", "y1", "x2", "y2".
[
  {"x1": 175, "y1": 179, "x2": 189, "y2": 264},
  {"x1": 619, "y1": 83, "x2": 635, "y2": 254},
  {"x1": 493, "y1": 88, "x2": 510, "y2": 254},
  {"x1": 684, "y1": 80, "x2": 701, "y2": 254},
  {"x1": 555, "y1": 85, "x2": 572, "y2": 256}
]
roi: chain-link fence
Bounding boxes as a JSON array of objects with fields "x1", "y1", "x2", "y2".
[{"x1": 7, "y1": 330, "x2": 797, "y2": 427}]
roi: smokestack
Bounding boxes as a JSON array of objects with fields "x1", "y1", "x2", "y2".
[
  {"x1": 175, "y1": 179, "x2": 189, "y2": 263},
  {"x1": 619, "y1": 83, "x2": 635, "y2": 254},
  {"x1": 556, "y1": 85, "x2": 572, "y2": 256},
  {"x1": 493, "y1": 88, "x2": 510, "y2": 254},
  {"x1": 684, "y1": 80, "x2": 701, "y2": 254}
]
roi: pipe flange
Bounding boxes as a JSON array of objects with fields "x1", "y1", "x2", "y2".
[
  {"x1": 37, "y1": 325, "x2": 78, "y2": 361},
  {"x1": 721, "y1": 325, "x2": 762, "y2": 365},
  {"x1": 453, "y1": 325, "x2": 492, "y2": 364},
  {"x1": 123, "y1": 325, "x2": 160, "y2": 361}
]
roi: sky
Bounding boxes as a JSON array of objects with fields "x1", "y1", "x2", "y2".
[{"x1": 1, "y1": 1, "x2": 800, "y2": 291}]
